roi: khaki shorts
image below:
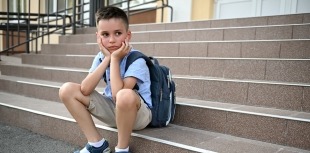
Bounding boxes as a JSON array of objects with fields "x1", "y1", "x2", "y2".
[{"x1": 87, "y1": 90, "x2": 152, "y2": 130}]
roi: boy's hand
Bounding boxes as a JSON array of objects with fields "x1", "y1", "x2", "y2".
[
  {"x1": 97, "y1": 35, "x2": 110, "y2": 57},
  {"x1": 111, "y1": 38, "x2": 132, "y2": 60}
]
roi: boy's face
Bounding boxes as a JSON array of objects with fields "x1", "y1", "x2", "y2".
[{"x1": 96, "y1": 18, "x2": 131, "y2": 53}]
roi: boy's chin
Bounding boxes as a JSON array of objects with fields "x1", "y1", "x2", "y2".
[{"x1": 109, "y1": 50, "x2": 115, "y2": 54}]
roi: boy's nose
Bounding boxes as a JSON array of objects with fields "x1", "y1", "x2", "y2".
[{"x1": 109, "y1": 36, "x2": 116, "y2": 43}]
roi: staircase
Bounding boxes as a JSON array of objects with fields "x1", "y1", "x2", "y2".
[{"x1": 1, "y1": 13, "x2": 310, "y2": 153}]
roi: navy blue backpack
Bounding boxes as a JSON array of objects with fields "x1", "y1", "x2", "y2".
[{"x1": 103, "y1": 51, "x2": 176, "y2": 127}]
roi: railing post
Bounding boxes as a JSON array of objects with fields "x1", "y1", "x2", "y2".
[
  {"x1": 89, "y1": 0, "x2": 105, "y2": 27},
  {"x1": 36, "y1": 0, "x2": 40, "y2": 54},
  {"x1": 26, "y1": 19, "x2": 30, "y2": 53},
  {"x1": 6, "y1": 0, "x2": 10, "y2": 55},
  {"x1": 127, "y1": 0, "x2": 130, "y2": 22},
  {"x1": 27, "y1": 0, "x2": 30, "y2": 53},
  {"x1": 62, "y1": 15, "x2": 66, "y2": 35},
  {"x1": 72, "y1": 0, "x2": 76, "y2": 34}
]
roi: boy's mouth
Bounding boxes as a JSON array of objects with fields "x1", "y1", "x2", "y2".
[{"x1": 108, "y1": 46, "x2": 119, "y2": 51}]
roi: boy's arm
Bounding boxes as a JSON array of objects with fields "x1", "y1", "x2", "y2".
[
  {"x1": 81, "y1": 56, "x2": 110, "y2": 96},
  {"x1": 110, "y1": 41, "x2": 135, "y2": 101},
  {"x1": 80, "y1": 36, "x2": 111, "y2": 96},
  {"x1": 110, "y1": 58, "x2": 137, "y2": 101}
]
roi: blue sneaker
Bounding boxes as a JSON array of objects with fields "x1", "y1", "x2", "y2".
[{"x1": 74, "y1": 140, "x2": 111, "y2": 153}]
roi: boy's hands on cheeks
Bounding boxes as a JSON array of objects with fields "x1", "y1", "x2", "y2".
[
  {"x1": 111, "y1": 38, "x2": 132, "y2": 61},
  {"x1": 97, "y1": 35, "x2": 111, "y2": 58}
]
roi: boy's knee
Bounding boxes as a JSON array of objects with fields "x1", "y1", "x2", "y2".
[
  {"x1": 116, "y1": 89, "x2": 138, "y2": 110},
  {"x1": 59, "y1": 82, "x2": 76, "y2": 101}
]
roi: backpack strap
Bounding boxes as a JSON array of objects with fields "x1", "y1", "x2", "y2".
[
  {"x1": 101, "y1": 51, "x2": 152, "y2": 86},
  {"x1": 125, "y1": 51, "x2": 153, "y2": 70},
  {"x1": 125, "y1": 51, "x2": 153, "y2": 90}
]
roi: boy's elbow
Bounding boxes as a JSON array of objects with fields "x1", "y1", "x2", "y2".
[
  {"x1": 80, "y1": 85, "x2": 91, "y2": 96},
  {"x1": 112, "y1": 93, "x2": 116, "y2": 102},
  {"x1": 112, "y1": 91, "x2": 118, "y2": 102}
]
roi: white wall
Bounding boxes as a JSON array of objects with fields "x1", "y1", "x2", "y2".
[
  {"x1": 295, "y1": 0, "x2": 310, "y2": 13},
  {"x1": 169, "y1": 0, "x2": 192, "y2": 22},
  {"x1": 215, "y1": 0, "x2": 310, "y2": 19}
]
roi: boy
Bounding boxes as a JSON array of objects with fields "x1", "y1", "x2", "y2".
[{"x1": 59, "y1": 6, "x2": 152, "y2": 153}]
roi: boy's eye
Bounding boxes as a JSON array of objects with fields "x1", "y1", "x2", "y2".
[
  {"x1": 115, "y1": 32, "x2": 122, "y2": 36},
  {"x1": 101, "y1": 33, "x2": 109, "y2": 37}
]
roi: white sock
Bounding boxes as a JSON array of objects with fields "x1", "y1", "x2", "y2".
[
  {"x1": 89, "y1": 138, "x2": 105, "y2": 147},
  {"x1": 115, "y1": 146, "x2": 129, "y2": 152},
  {"x1": 79, "y1": 138, "x2": 105, "y2": 153}
]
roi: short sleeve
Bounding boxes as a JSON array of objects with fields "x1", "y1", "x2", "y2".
[
  {"x1": 89, "y1": 52, "x2": 103, "y2": 73},
  {"x1": 124, "y1": 58, "x2": 149, "y2": 83}
]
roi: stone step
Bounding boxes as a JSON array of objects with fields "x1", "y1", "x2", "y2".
[
  {"x1": 0, "y1": 64, "x2": 88, "y2": 85},
  {"x1": 0, "y1": 72, "x2": 309, "y2": 113},
  {"x1": 0, "y1": 92, "x2": 210, "y2": 153},
  {"x1": 174, "y1": 98, "x2": 310, "y2": 151},
  {"x1": 0, "y1": 64, "x2": 105, "y2": 87},
  {"x1": 59, "y1": 24, "x2": 310, "y2": 43},
  {"x1": 159, "y1": 58, "x2": 310, "y2": 84},
  {"x1": 0, "y1": 89, "x2": 309, "y2": 151},
  {"x1": 20, "y1": 54, "x2": 310, "y2": 83},
  {"x1": 76, "y1": 13, "x2": 310, "y2": 34},
  {"x1": 173, "y1": 76, "x2": 310, "y2": 113},
  {"x1": 21, "y1": 54, "x2": 94, "y2": 69},
  {"x1": 41, "y1": 39, "x2": 310, "y2": 59}
]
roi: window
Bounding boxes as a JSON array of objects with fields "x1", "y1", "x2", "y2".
[
  {"x1": 109, "y1": 0, "x2": 156, "y2": 9},
  {"x1": 9, "y1": 0, "x2": 26, "y2": 13},
  {"x1": 46, "y1": 0, "x2": 74, "y2": 14},
  {"x1": 7, "y1": 0, "x2": 26, "y2": 23}
]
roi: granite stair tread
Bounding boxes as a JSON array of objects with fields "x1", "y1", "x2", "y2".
[
  {"x1": 21, "y1": 52, "x2": 310, "y2": 60},
  {"x1": 0, "y1": 91, "x2": 309, "y2": 153},
  {"x1": 176, "y1": 97, "x2": 310, "y2": 123},
  {"x1": 173, "y1": 75, "x2": 310, "y2": 86},
  {"x1": 59, "y1": 23, "x2": 310, "y2": 43},
  {"x1": 19, "y1": 54, "x2": 310, "y2": 84},
  {"x1": 42, "y1": 39, "x2": 310, "y2": 59},
  {"x1": 76, "y1": 13, "x2": 310, "y2": 34},
  {"x1": 2, "y1": 64, "x2": 310, "y2": 87},
  {"x1": 0, "y1": 74, "x2": 309, "y2": 123},
  {"x1": 0, "y1": 75, "x2": 104, "y2": 92}
]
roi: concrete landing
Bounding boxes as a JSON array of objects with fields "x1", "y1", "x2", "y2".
[{"x1": 0, "y1": 122, "x2": 79, "y2": 153}]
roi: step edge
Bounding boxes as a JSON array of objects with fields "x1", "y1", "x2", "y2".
[
  {"x1": 45, "y1": 38, "x2": 310, "y2": 46},
  {"x1": 1, "y1": 75, "x2": 309, "y2": 123},
  {"x1": 63, "y1": 23, "x2": 310, "y2": 34},
  {"x1": 177, "y1": 102, "x2": 310, "y2": 123},
  {"x1": 0, "y1": 102, "x2": 216, "y2": 153},
  {"x1": 84, "y1": 39, "x2": 310, "y2": 44},
  {"x1": 22, "y1": 54, "x2": 310, "y2": 61},
  {"x1": 1, "y1": 63, "x2": 89, "y2": 72},
  {"x1": 1, "y1": 72, "x2": 309, "y2": 90},
  {"x1": 174, "y1": 75, "x2": 310, "y2": 87}
]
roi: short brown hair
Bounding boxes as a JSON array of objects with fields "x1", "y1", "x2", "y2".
[{"x1": 95, "y1": 6, "x2": 129, "y2": 30}]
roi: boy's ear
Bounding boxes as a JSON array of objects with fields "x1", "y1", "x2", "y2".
[{"x1": 127, "y1": 30, "x2": 132, "y2": 41}]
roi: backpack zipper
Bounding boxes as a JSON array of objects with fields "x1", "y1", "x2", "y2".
[
  {"x1": 167, "y1": 75, "x2": 170, "y2": 88},
  {"x1": 167, "y1": 70, "x2": 172, "y2": 88},
  {"x1": 160, "y1": 90, "x2": 163, "y2": 101}
]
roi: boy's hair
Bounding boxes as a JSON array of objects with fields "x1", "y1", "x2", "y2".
[{"x1": 95, "y1": 6, "x2": 129, "y2": 30}]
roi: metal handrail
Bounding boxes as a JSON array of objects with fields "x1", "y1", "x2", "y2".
[
  {"x1": 0, "y1": 13, "x2": 71, "y2": 51},
  {"x1": 0, "y1": 0, "x2": 87, "y2": 59},
  {"x1": 0, "y1": 0, "x2": 173, "y2": 61}
]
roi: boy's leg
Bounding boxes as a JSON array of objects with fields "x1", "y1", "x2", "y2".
[
  {"x1": 115, "y1": 89, "x2": 152, "y2": 149},
  {"x1": 59, "y1": 82, "x2": 102, "y2": 142},
  {"x1": 115, "y1": 89, "x2": 140, "y2": 149}
]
